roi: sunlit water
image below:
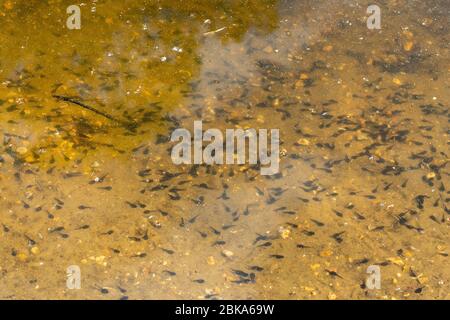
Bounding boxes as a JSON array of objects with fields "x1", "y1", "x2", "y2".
[{"x1": 0, "y1": 0, "x2": 449, "y2": 299}]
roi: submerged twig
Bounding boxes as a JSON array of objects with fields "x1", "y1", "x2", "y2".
[
  {"x1": 52, "y1": 95, "x2": 137, "y2": 130},
  {"x1": 53, "y1": 95, "x2": 119, "y2": 122},
  {"x1": 203, "y1": 27, "x2": 226, "y2": 36}
]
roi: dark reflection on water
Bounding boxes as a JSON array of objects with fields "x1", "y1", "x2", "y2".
[{"x1": 0, "y1": 0, "x2": 279, "y2": 165}]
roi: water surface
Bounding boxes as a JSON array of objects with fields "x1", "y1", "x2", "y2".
[{"x1": 0, "y1": 0, "x2": 449, "y2": 299}]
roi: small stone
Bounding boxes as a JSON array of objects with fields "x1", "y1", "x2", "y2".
[
  {"x1": 95, "y1": 256, "x2": 105, "y2": 264},
  {"x1": 323, "y1": 45, "x2": 333, "y2": 52},
  {"x1": 392, "y1": 78, "x2": 402, "y2": 85},
  {"x1": 263, "y1": 46, "x2": 273, "y2": 53},
  {"x1": 403, "y1": 41, "x2": 414, "y2": 52},
  {"x1": 256, "y1": 115, "x2": 265, "y2": 124},
  {"x1": 387, "y1": 257, "x2": 404, "y2": 266},
  {"x1": 417, "y1": 275, "x2": 428, "y2": 285},
  {"x1": 328, "y1": 292, "x2": 337, "y2": 300},
  {"x1": 421, "y1": 18, "x2": 433, "y2": 27},
  {"x1": 300, "y1": 73, "x2": 309, "y2": 80},
  {"x1": 31, "y1": 247, "x2": 40, "y2": 255},
  {"x1": 426, "y1": 172, "x2": 436, "y2": 179},
  {"x1": 221, "y1": 250, "x2": 234, "y2": 258},
  {"x1": 25, "y1": 155, "x2": 35, "y2": 163},
  {"x1": 272, "y1": 98, "x2": 280, "y2": 107},
  {"x1": 295, "y1": 80, "x2": 304, "y2": 88},
  {"x1": 278, "y1": 227, "x2": 291, "y2": 239},
  {"x1": 319, "y1": 249, "x2": 333, "y2": 257},
  {"x1": 310, "y1": 263, "x2": 321, "y2": 271},
  {"x1": 16, "y1": 147, "x2": 28, "y2": 155},
  {"x1": 17, "y1": 253, "x2": 28, "y2": 262},
  {"x1": 91, "y1": 161, "x2": 100, "y2": 168},
  {"x1": 355, "y1": 131, "x2": 369, "y2": 141},
  {"x1": 3, "y1": 1, "x2": 14, "y2": 10},
  {"x1": 207, "y1": 256, "x2": 216, "y2": 265},
  {"x1": 296, "y1": 138, "x2": 310, "y2": 146}
]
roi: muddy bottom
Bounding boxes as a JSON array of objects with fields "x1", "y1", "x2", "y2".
[{"x1": 0, "y1": 0, "x2": 449, "y2": 299}]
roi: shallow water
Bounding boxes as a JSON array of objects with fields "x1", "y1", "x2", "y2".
[{"x1": 0, "y1": 0, "x2": 449, "y2": 299}]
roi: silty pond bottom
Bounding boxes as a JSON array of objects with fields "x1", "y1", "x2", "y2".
[{"x1": 0, "y1": 0, "x2": 449, "y2": 299}]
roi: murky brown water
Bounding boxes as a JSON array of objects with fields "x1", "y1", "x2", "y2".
[{"x1": 0, "y1": 0, "x2": 449, "y2": 300}]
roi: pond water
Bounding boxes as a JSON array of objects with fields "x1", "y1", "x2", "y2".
[{"x1": 0, "y1": 0, "x2": 449, "y2": 299}]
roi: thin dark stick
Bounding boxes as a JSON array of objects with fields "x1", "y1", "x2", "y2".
[{"x1": 52, "y1": 95, "x2": 121, "y2": 123}]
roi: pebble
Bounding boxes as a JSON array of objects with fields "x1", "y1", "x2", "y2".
[
  {"x1": 392, "y1": 78, "x2": 403, "y2": 85},
  {"x1": 17, "y1": 253, "x2": 28, "y2": 262},
  {"x1": 263, "y1": 46, "x2": 273, "y2": 53},
  {"x1": 207, "y1": 256, "x2": 216, "y2": 265},
  {"x1": 403, "y1": 41, "x2": 414, "y2": 52},
  {"x1": 278, "y1": 227, "x2": 291, "y2": 239},
  {"x1": 16, "y1": 147, "x2": 28, "y2": 155},
  {"x1": 426, "y1": 172, "x2": 436, "y2": 179},
  {"x1": 296, "y1": 138, "x2": 310, "y2": 146},
  {"x1": 221, "y1": 250, "x2": 234, "y2": 258},
  {"x1": 319, "y1": 249, "x2": 333, "y2": 257}
]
